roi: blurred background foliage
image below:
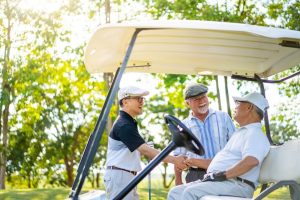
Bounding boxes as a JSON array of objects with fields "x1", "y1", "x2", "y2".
[{"x1": 0, "y1": 0, "x2": 299, "y2": 190}]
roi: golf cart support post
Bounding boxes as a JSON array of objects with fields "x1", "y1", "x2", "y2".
[
  {"x1": 70, "y1": 21, "x2": 300, "y2": 200},
  {"x1": 69, "y1": 29, "x2": 142, "y2": 199}
]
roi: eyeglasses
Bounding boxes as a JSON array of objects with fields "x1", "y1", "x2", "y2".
[{"x1": 125, "y1": 96, "x2": 145, "y2": 103}]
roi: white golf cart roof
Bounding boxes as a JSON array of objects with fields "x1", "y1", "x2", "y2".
[{"x1": 84, "y1": 20, "x2": 300, "y2": 78}]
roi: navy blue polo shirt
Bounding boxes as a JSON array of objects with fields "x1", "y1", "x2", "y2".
[{"x1": 110, "y1": 111, "x2": 145, "y2": 152}]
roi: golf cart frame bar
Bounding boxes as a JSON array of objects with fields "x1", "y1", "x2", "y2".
[
  {"x1": 70, "y1": 26, "x2": 300, "y2": 198},
  {"x1": 69, "y1": 29, "x2": 143, "y2": 199}
]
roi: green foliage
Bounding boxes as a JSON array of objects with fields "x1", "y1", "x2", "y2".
[
  {"x1": 144, "y1": 0, "x2": 266, "y2": 24},
  {"x1": 8, "y1": 52, "x2": 108, "y2": 187},
  {"x1": 266, "y1": 0, "x2": 300, "y2": 142},
  {"x1": 267, "y1": 0, "x2": 300, "y2": 30},
  {"x1": 1, "y1": 0, "x2": 112, "y2": 189}
]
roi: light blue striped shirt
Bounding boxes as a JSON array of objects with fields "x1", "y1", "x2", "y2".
[{"x1": 174, "y1": 108, "x2": 235, "y2": 159}]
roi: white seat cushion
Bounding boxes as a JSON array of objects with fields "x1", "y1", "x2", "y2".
[
  {"x1": 201, "y1": 139, "x2": 300, "y2": 200},
  {"x1": 259, "y1": 139, "x2": 300, "y2": 183}
]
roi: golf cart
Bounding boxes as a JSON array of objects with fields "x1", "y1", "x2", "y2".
[{"x1": 69, "y1": 20, "x2": 300, "y2": 200}]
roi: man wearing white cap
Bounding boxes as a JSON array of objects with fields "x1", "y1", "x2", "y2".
[
  {"x1": 168, "y1": 92, "x2": 271, "y2": 199},
  {"x1": 104, "y1": 86, "x2": 187, "y2": 200}
]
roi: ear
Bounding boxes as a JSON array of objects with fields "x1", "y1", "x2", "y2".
[
  {"x1": 122, "y1": 99, "x2": 128, "y2": 106},
  {"x1": 185, "y1": 100, "x2": 190, "y2": 107},
  {"x1": 247, "y1": 103, "x2": 254, "y2": 112}
]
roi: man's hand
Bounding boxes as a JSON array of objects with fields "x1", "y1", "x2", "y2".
[
  {"x1": 174, "y1": 156, "x2": 188, "y2": 171},
  {"x1": 184, "y1": 157, "x2": 197, "y2": 167},
  {"x1": 202, "y1": 171, "x2": 227, "y2": 182}
]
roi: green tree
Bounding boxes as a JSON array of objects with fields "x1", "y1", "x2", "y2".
[
  {"x1": 0, "y1": 0, "x2": 107, "y2": 188},
  {"x1": 144, "y1": 0, "x2": 266, "y2": 24},
  {"x1": 0, "y1": 0, "x2": 64, "y2": 189},
  {"x1": 266, "y1": 0, "x2": 300, "y2": 142}
]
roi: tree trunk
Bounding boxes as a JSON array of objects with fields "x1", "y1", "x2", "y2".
[
  {"x1": 0, "y1": 103, "x2": 10, "y2": 189},
  {"x1": 0, "y1": 1, "x2": 12, "y2": 189},
  {"x1": 105, "y1": 0, "x2": 111, "y2": 24},
  {"x1": 64, "y1": 157, "x2": 74, "y2": 187},
  {"x1": 27, "y1": 172, "x2": 31, "y2": 188},
  {"x1": 96, "y1": 172, "x2": 100, "y2": 188}
]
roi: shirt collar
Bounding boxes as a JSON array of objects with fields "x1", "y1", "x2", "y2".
[
  {"x1": 119, "y1": 110, "x2": 137, "y2": 124},
  {"x1": 239, "y1": 122, "x2": 262, "y2": 130}
]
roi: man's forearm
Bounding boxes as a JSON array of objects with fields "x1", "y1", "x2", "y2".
[
  {"x1": 185, "y1": 158, "x2": 212, "y2": 169},
  {"x1": 193, "y1": 158, "x2": 211, "y2": 169},
  {"x1": 174, "y1": 166, "x2": 183, "y2": 185},
  {"x1": 225, "y1": 156, "x2": 259, "y2": 179}
]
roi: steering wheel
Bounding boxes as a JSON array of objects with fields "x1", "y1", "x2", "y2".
[{"x1": 164, "y1": 115, "x2": 204, "y2": 155}]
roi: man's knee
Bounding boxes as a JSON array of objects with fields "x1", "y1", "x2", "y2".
[
  {"x1": 182, "y1": 187, "x2": 196, "y2": 199},
  {"x1": 167, "y1": 185, "x2": 183, "y2": 200},
  {"x1": 182, "y1": 185, "x2": 206, "y2": 199}
]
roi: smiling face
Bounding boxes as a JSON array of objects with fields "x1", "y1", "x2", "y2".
[
  {"x1": 186, "y1": 93, "x2": 209, "y2": 117},
  {"x1": 121, "y1": 96, "x2": 145, "y2": 117}
]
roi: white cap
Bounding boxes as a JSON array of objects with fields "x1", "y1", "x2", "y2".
[
  {"x1": 118, "y1": 86, "x2": 149, "y2": 100},
  {"x1": 233, "y1": 92, "x2": 269, "y2": 113}
]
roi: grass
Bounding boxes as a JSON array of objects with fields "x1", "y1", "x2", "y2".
[
  {"x1": 0, "y1": 179, "x2": 292, "y2": 200},
  {"x1": 0, "y1": 188, "x2": 70, "y2": 200}
]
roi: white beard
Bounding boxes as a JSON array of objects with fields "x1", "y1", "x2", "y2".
[{"x1": 197, "y1": 105, "x2": 209, "y2": 114}]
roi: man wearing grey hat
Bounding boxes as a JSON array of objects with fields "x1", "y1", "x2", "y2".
[
  {"x1": 174, "y1": 83, "x2": 235, "y2": 185},
  {"x1": 168, "y1": 92, "x2": 271, "y2": 199},
  {"x1": 104, "y1": 86, "x2": 187, "y2": 200}
]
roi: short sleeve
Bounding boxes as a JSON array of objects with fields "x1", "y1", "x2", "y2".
[
  {"x1": 242, "y1": 131, "x2": 270, "y2": 163},
  {"x1": 117, "y1": 124, "x2": 145, "y2": 152}
]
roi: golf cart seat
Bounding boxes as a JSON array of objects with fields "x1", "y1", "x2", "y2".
[{"x1": 201, "y1": 139, "x2": 300, "y2": 200}]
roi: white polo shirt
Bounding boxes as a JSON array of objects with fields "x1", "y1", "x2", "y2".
[{"x1": 207, "y1": 122, "x2": 270, "y2": 185}]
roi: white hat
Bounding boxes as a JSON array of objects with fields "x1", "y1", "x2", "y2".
[
  {"x1": 118, "y1": 86, "x2": 149, "y2": 100},
  {"x1": 233, "y1": 92, "x2": 269, "y2": 113}
]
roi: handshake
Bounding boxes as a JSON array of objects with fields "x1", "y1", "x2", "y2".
[
  {"x1": 173, "y1": 156, "x2": 200, "y2": 171},
  {"x1": 173, "y1": 156, "x2": 188, "y2": 171}
]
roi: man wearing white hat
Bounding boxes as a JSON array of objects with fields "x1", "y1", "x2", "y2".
[
  {"x1": 168, "y1": 92, "x2": 271, "y2": 199},
  {"x1": 104, "y1": 86, "x2": 187, "y2": 200}
]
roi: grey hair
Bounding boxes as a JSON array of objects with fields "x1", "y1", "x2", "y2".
[
  {"x1": 253, "y1": 105, "x2": 264, "y2": 120},
  {"x1": 119, "y1": 100, "x2": 124, "y2": 107}
]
